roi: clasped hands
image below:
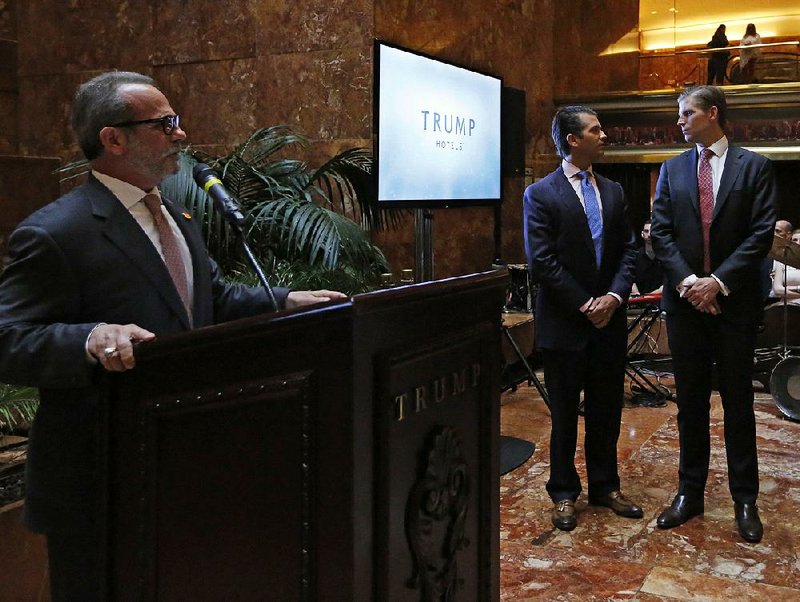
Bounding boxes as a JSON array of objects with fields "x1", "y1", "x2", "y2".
[
  {"x1": 584, "y1": 294, "x2": 620, "y2": 329},
  {"x1": 684, "y1": 277, "x2": 721, "y2": 315}
]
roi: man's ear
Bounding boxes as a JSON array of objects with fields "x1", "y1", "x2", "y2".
[
  {"x1": 566, "y1": 132, "x2": 579, "y2": 148},
  {"x1": 708, "y1": 105, "x2": 719, "y2": 122},
  {"x1": 97, "y1": 126, "x2": 128, "y2": 156}
]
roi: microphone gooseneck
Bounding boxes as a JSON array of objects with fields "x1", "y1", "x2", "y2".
[{"x1": 192, "y1": 162, "x2": 278, "y2": 310}]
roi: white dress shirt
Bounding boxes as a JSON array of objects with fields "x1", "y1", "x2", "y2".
[{"x1": 678, "y1": 136, "x2": 730, "y2": 296}]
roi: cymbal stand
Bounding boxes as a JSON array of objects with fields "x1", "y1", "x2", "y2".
[{"x1": 781, "y1": 251, "x2": 790, "y2": 360}]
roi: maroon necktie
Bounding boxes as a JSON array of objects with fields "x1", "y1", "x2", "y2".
[
  {"x1": 142, "y1": 194, "x2": 192, "y2": 321},
  {"x1": 698, "y1": 147, "x2": 715, "y2": 274}
]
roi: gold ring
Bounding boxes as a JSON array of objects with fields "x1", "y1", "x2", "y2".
[{"x1": 103, "y1": 346, "x2": 119, "y2": 359}]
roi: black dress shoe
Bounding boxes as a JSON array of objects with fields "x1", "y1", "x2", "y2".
[
  {"x1": 734, "y1": 502, "x2": 763, "y2": 543},
  {"x1": 552, "y1": 499, "x2": 577, "y2": 531},
  {"x1": 589, "y1": 490, "x2": 644, "y2": 518},
  {"x1": 657, "y1": 494, "x2": 703, "y2": 529}
]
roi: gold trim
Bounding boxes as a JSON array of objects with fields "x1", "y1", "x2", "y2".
[{"x1": 598, "y1": 145, "x2": 800, "y2": 163}]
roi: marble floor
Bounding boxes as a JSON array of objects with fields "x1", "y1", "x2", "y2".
[{"x1": 499, "y1": 375, "x2": 800, "y2": 601}]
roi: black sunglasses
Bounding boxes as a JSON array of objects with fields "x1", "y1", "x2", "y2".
[{"x1": 111, "y1": 114, "x2": 181, "y2": 135}]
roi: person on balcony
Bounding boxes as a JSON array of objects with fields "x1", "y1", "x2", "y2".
[
  {"x1": 740, "y1": 23, "x2": 763, "y2": 84},
  {"x1": 706, "y1": 24, "x2": 730, "y2": 86}
]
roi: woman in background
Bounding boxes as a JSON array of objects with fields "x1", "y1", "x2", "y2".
[
  {"x1": 740, "y1": 23, "x2": 762, "y2": 84},
  {"x1": 706, "y1": 24, "x2": 730, "y2": 85}
]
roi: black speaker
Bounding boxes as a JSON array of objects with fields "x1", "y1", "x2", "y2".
[{"x1": 501, "y1": 86, "x2": 526, "y2": 177}]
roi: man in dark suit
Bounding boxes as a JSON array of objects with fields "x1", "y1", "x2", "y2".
[
  {"x1": 650, "y1": 85, "x2": 776, "y2": 543},
  {"x1": 0, "y1": 71, "x2": 345, "y2": 601},
  {"x1": 523, "y1": 106, "x2": 640, "y2": 531}
]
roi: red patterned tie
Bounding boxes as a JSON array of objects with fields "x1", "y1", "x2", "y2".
[
  {"x1": 143, "y1": 194, "x2": 192, "y2": 321},
  {"x1": 698, "y1": 148, "x2": 715, "y2": 274}
]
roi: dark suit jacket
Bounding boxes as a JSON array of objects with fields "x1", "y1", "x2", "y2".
[
  {"x1": 523, "y1": 167, "x2": 638, "y2": 351},
  {"x1": 0, "y1": 175, "x2": 289, "y2": 532},
  {"x1": 650, "y1": 144, "x2": 776, "y2": 324}
]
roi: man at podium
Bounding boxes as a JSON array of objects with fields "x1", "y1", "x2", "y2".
[{"x1": 0, "y1": 71, "x2": 344, "y2": 601}]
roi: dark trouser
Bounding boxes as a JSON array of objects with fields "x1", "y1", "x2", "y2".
[
  {"x1": 541, "y1": 330, "x2": 626, "y2": 502},
  {"x1": 46, "y1": 526, "x2": 99, "y2": 602},
  {"x1": 707, "y1": 56, "x2": 728, "y2": 85},
  {"x1": 666, "y1": 312, "x2": 759, "y2": 503}
]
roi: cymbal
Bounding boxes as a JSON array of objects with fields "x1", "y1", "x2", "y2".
[{"x1": 768, "y1": 235, "x2": 800, "y2": 269}]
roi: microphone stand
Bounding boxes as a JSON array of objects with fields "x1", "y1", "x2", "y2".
[
  {"x1": 241, "y1": 236, "x2": 279, "y2": 310},
  {"x1": 227, "y1": 219, "x2": 279, "y2": 310}
]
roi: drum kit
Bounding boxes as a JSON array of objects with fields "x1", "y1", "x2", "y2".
[{"x1": 766, "y1": 234, "x2": 800, "y2": 421}]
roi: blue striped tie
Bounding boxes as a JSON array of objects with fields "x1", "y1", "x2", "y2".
[{"x1": 579, "y1": 171, "x2": 603, "y2": 267}]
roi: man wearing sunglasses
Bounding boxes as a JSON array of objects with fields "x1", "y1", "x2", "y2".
[{"x1": 0, "y1": 71, "x2": 345, "y2": 601}]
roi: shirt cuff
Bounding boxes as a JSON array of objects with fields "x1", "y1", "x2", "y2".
[
  {"x1": 710, "y1": 274, "x2": 729, "y2": 296},
  {"x1": 677, "y1": 274, "x2": 698, "y2": 297},
  {"x1": 85, "y1": 322, "x2": 106, "y2": 364},
  {"x1": 607, "y1": 292, "x2": 623, "y2": 305}
]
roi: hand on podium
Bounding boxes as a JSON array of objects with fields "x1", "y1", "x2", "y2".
[{"x1": 286, "y1": 289, "x2": 348, "y2": 308}]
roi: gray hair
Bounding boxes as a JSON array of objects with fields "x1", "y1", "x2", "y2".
[{"x1": 71, "y1": 71, "x2": 155, "y2": 160}]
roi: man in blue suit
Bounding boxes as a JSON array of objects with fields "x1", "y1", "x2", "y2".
[
  {"x1": 523, "y1": 106, "x2": 640, "y2": 531},
  {"x1": 0, "y1": 71, "x2": 344, "y2": 601},
  {"x1": 651, "y1": 85, "x2": 776, "y2": 543}
]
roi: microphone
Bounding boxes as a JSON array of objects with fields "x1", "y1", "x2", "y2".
[
  {"x1": 192, "y1": 163, "x2": 246, "y2": 229},
  {"x1": 192, "y1": 162, "x2": 279, "y2": 310}
]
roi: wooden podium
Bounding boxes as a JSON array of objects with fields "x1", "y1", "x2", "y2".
[{"x1": 100, "y1": 270, "x2": 507, "y2": 601}]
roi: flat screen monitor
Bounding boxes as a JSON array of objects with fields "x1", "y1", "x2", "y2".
[{"x1": 374, "y1": 41, "x2": 502, "y2": 208}]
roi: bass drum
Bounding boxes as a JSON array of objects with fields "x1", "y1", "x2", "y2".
[{"x1": 770, "y1": 356, "x2": 800, "y2": 421}]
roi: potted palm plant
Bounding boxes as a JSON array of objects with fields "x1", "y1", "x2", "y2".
[
  {"x1": 0, "y1": 383, "x2": 37, "y2": 507},
  {"x1": 160, "y1": 125, "x2": 397, "y2": 293}
]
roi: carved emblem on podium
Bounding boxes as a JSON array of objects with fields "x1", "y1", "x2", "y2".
[{"x1": 405, "y1": 426, "x2": 470, "y2": 600}]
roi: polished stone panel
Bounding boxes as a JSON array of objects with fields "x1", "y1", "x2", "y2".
[
  {"x1": 0, "y1": 0, "x2": 16, "y2": 40},
  {"x1": 155, "y1": 60, "x2": 259, "y2": 149},
  {"x1": 500, "y1": 376, "x2": 800, "y2": 599},
  {"x1": 255, "y1": 0, "x2": 372, "y2": 54},
  {"x1": 153, "y1": 0, "x2": 256, "y2": 65},
  {"x1": 255, "y1": 46, "x2": 372, "y2": 142}
]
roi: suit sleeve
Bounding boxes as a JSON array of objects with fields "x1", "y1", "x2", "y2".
[
  {"x1": 607, "y1": 182, "x2": 638, "y2": 300},
  {"x1": 208, "y1": 255, "x2": 290, "y2": 323},
  {"x1": 0, "y1": 225, "x2": 98, "y2": 388},
  {"x1": 650, "y1": 161, "x2": 694, "y2": 286},
  {"x1": 523, "y1": 185, "x2": 592, "y2": 310},
  {"x1": 712, "y1": 157, "x2": 777, "y2": 292}
]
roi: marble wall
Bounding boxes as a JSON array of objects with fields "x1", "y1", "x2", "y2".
[
  {"x1": 5, "y1": 0, "x2": 640, "y2": 278},
  {"x1": 0, "y1": 0, "x2": 17, "y2": 155},
  {"x1": 553, "y1": 0, "x2": 640, "y2": 99}
]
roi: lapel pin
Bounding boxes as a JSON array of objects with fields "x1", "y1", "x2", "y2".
[{"x1": 182, "y1": 212, "x2": 192, "y2": 220}]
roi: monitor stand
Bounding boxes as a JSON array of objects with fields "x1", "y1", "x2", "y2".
[{"x1": 414, "y1": 208, "x2": 434, "y2": 282}]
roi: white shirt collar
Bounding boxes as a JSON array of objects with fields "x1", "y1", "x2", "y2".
[
  {"x1": 562, "y1": 159, "x2": 592, "y2": 180},
  {"x1": 92, "y1": 170, "x2": 160, "y2": 210},
  {"x1": 696, "y1": 135, "x2": 728, "y2": 158}
]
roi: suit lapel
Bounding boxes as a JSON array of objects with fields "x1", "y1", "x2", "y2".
[
  {"x1": 87, "y1": 177, "x2": 191, "y2": 329},
  {"x1": 596, "y1": 176, "x2": 615, "y2": 262},
  {"x1": 714, "y1": 145, "x2": 743, "y2": 219},
  {"x1": 683, "y1": 149, "x2": 701, "y2": 219},
  {"x1": 551, "y1": 168, "x2": 595, "y2": 257}
]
